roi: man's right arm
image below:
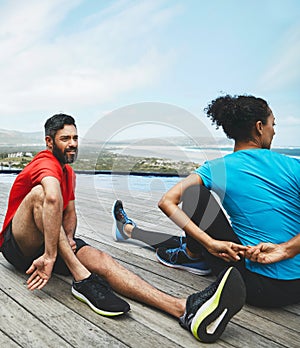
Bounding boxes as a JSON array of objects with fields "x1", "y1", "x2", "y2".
[
  {"x1": 41, "y1": 176, "x2": 63, "y2": 260},
  {"x1": 26, "y1": 176, "x2": 63, "y2": 290}
]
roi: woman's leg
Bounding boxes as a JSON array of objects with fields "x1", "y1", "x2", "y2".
[
  {"x1": 244, "y1": 269, "x2": 300, "y2": 307},
  {"x1": 181, "y1": 185, "x2": 300, "y2": 307},
  {"x1": 131, "y1": 227, "x2": 185, "y2": 249},
  {"x1": 112, "y1": 200, "x2": 184, "y2": 249},
  {"x1": 181, "y1": 185, "x2": 244, "y2": 275}
]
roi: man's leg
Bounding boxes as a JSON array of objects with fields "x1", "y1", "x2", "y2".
[
  {"x1": 76, "y1": 245, "x2": 246, "y2": 343},
  {"x1": 7, "y1": 185, "x2": 130, "y2": 315},
  {"x1": 76, "y1": 244, "x2": 186, "y2": 317},
  {"x1": 11, "y1": 185, "x2": 90, "y2": 282}
]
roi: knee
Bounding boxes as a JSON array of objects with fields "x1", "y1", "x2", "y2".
[
  {"x1": 98, "y1": 250, "x2": 114, "y2": 267},
  {"x1": 77, "y1": 246, "x2": 115, "y2": 274},
  {"x1": 29, "y1": 185, "x2": 45, "y2": 208},
  {"x1": 31, "y1": 184, "x2": 44, "y2": 197}
]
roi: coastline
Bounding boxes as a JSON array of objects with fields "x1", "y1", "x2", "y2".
[
  {"x1": 107, "y1": 144, "x2": 231, "y2": 164},
  {"x1": 1, "y1": 145, "x2": 299, "y2": 175}
]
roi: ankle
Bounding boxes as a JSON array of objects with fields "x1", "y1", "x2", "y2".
[
  {"x1": 123, "y1": 223, "x2": 134, "y2": 238},
  {"x1": 175, "y1": 298, "x2": 187, "y2": 319},
  {"x1": 185, "y1": 246, "x2": 201, "y2": 259},
  {"x1": 73, "y1": 269, "x2": 91, "y2": 282}
]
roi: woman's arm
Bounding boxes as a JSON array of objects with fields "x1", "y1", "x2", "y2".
[
  {"x1": 245, "y1": 234, "x2": 300, "y2": 264},
  {"x1": 158, "y1": 174, "x2": 247, "y2": 262}
]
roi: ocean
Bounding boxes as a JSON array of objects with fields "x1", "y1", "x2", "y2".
[{"x1": 0, "y1": 147, "x2": 299, "y2": 194}]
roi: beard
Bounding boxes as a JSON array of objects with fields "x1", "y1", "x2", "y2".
[{"x1": 52, "y1": 142, "x2": 78, "y2": 164}]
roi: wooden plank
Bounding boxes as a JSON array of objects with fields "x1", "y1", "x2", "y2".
[
  {"x1": 0, "y1": 330, "x2": 21, "y2": 348},
  {"x1": 0, "y1": 173, "x2": 300, "y2": 348},
  {"x1": 0, "y1": 289, "x2": 72, "y2": 348},
  {"x1": 0, "y1": 260, "x2": 128, "y2": 348},
  {"x1": 73, "y1": 236, "x2": 300, "y2": 348}
]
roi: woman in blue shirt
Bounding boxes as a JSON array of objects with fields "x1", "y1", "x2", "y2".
[{"x1": 113, "y1": 95, "x2": 300, "y2": 308}]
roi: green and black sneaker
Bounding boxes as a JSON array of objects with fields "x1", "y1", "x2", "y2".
[{"x1": 179, "y1": 267, "x2": 246, "y2": 343}]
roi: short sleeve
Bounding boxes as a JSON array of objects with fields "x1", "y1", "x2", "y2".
[
  {"x1": 30, "y1": 155, "x2": 63, "y2": 185},
  {"x1": 194, "y1": 161, "x2": 212, "y2": 189}
]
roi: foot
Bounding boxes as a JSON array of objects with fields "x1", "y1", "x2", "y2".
[
  {"x1": 112, "y1": 200, "x2": 136, "y2": 242},
  {"x1": 72, "y1": 273, "x2": 130, "y2": 316},
  {"x1": 152, "y1": 235, "x2": 187, "y2": 250},
  {"x1": 156, "y1": 243, "x2": 211, "y2": 275},
  {"x1": 180, "y1": 267, "x2": 246, "y2": 343}
]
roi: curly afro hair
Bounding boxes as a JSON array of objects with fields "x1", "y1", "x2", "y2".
[{"x1": 204, "y1": 95, "x2": 271, "y2": 142}]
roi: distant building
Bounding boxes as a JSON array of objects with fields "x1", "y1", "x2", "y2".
[{"x1": 7, "y1": 152, "x2": 33, "y2": 158}]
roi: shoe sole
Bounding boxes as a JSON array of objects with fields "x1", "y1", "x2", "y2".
[
  {"x1": 72, "y1": 287, "x2": 128, "y2": 317},
  {"x1": 156, "y1": 253, "x2": 211, "y2": 276},
  {"x1": 111, "y1": 200, "x2": 127, "y2": 242},
  {"x1": 111, "y1": 219, "x2": 123, "y2": 242},
  {"x1": 191, "y1": 267, "x2": 246, "y2": 343}
]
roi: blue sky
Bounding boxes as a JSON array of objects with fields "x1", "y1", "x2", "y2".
[{"x1": 0, "y1": 0, "x2": 299, "y2": 146}]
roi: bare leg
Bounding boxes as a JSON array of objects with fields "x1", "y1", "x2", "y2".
[
  {"x1": 57, "y1": 228, "x2": 90, "y2": 281},
  {"x1": 12, "y1": 185, "x2": 90, "y2": 282},
  {"x1": 76, "y1": 245, "x2": 186, "y2": 318},
  {"x1": 12, "y1": 185, "x2": 46, "y2": 256}
]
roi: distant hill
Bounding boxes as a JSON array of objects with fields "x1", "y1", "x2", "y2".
[
  {"x1": 0, "y1": 128, "x2": 231, "y2": 147},
  {"x1": 0, "y1": 129, "x2": 44, "y2": 145}
]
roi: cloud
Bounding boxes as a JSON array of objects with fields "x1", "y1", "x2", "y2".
[
  {"x1": 259, "y1": 24, "x2": 300, "y2": 90},
  {"x1": 0, "y1": 0, "x2": 180, "y2": 114}
]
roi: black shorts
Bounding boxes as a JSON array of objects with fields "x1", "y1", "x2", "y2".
[{"x1": 1, "y1": 222, "x2": 89, "y2": 276}]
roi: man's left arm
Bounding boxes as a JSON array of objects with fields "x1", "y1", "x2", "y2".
[{"x1": 63, "y1": 200, "x2": 77, "y2": 252}]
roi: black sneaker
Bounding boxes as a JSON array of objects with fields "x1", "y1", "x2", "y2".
[
  {"x1": 112, "y1": 200, "x2": 136, "y2": 242},
  {"x1": 72, "y1": 273, "x2": 130, "y2": 317},
  {"x1": 151, "y1": 235, "x2": 187, "y2": 250},
  {"x1": 156, "y1": 243, "x2": 211, "y2": 275},
  {"x1": 179, "y1": 267, "x2": 246, "y2": 343}
]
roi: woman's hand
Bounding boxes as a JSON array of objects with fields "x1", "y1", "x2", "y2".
[{"x1": 207, "y1": 239, "x2": 248, "y2": 262}]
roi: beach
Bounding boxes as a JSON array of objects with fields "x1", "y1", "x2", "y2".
[{"x1": 108, "y1": 144, "x2": 232, "y2": 165}]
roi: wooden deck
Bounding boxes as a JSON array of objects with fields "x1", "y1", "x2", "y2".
[{"x1": 0, "y1": 173, "x2": 299, "y2": 348}]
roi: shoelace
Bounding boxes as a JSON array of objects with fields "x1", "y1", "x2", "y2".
[
  {"x1": 118, "y1": 208, "x2": 131, "y2": 224},
  {"x1": 90, "y1": 275, "x2": 111, "y2": 296},
  {"x1": 182, "y1": 280, "x2": 219, "y2": 329},
  {"x1": 166, "y1": 242, "x2": 187, "y2": 263}
]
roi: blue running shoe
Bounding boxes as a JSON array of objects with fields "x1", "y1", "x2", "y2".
[
  {"x1": 112, "y1": 200, "x2": 136, "y2": 242},
  {"x1": 156, "y1": 243, "x2": 211, "y2": 275},
  {"x1": 179, "y1": 267, "x2": 246, "y2": 343}
]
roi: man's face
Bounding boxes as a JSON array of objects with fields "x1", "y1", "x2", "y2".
[{"x1": 50, "y1": 125, "x2": 78, "y2": 164}]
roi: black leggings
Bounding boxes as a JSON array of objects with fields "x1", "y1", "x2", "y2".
[{"x1": 133, "y1": 185, "x2": 300, "y2": 308}]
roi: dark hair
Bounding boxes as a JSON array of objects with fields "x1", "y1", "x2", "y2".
[
  {"x1": 44, "y1": 113, "x2": 76, "y2": 139},
  {"x1": 204, "y1": 95, "x2": 271, "y2": 141}
]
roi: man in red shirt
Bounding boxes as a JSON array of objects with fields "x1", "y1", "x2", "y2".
[{"x1": 0, "y1": 114, "x2": 246, "y2": 343}]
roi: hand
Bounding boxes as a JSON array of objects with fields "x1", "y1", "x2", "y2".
[
  {"x1": 207, "y1": 239, "x2": 248, "y2": 262},
  {"x1": 245, "y1": 243, "x2": 287, "y2": 264},
  {"x1": 68, "y1": 237, "x2": 76, "y2": 253},
  {"x1": 26, "y1": 255, "x2": 55, "y2": 290}
]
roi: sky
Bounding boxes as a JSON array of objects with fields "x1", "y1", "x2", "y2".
[{"x1": 0, "y1": 0, "x2": 299, "y2": 146}]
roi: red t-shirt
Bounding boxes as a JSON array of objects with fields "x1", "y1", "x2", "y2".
[{"x1": 0, "y1": 150, "x2": 76, "y2": 247}]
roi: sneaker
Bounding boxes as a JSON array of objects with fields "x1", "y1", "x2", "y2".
[
  {"x1": 179, "y1": 267, "x2": 246, "y2": 343},
  {"x1": 152, "y1": 235, "x2": 187, "y2": 250},
  {"x1": 156, "y1": 243, "x2": 211, "y2": 275},
  {"x1": 72, "y1": 273, "x2": 130, "y2": 317},
  {"x1": 112, "y1": 200, "x2": 136, "y2": 242}
]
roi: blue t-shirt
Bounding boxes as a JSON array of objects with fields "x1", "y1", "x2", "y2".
[{"x1": 194, "y1": 149, "x2": 300, "y2": 280}]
